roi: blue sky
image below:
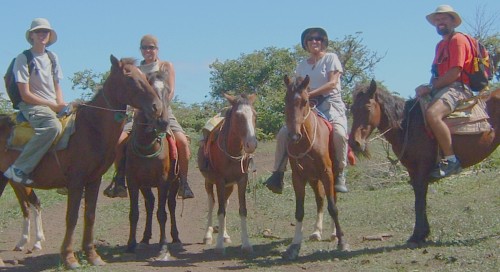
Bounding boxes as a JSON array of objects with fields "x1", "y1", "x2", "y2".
[{"x1": 1, "y1": 0, "x2": 498, "y2": 104}]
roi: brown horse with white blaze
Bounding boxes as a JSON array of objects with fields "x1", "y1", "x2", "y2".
[
  {"x1": 349, "y1": 80, "x2": 500, "y2": 247},
  {"x1": 199, "y1": 93, "x2": 257, "y2": 254},
  {"x1": 282, "y1": 75, "x2": 349, "y2": 260},
  {"x1": 0, "y1": 55, "x2": 165, "y2": 269},
  {"x1": 125, "y1": 68, "x2": 180, "y2": 261}
]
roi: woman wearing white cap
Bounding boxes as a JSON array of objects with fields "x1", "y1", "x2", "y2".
[
  {"x1": 265, "y1": 27, "x2": 349, "y2": 194},
  {"x1": 4, "y1": 18, "x2": 66, "y2": 185},
  {"x1": 415, "y1": 5, "x2": 475, "y2": 179}
]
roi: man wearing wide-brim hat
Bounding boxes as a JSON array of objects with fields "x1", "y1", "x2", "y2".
[
  {"x1": 4, "y1": 18, "x2": 67, "y2": 185},
  {"x1": 415, "y1": 5, "x2": 475, "y2": 179}
]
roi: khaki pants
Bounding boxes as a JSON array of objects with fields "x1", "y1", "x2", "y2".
[{"x1": 16, "y1": 102, "x2": 62, "y2": 174}]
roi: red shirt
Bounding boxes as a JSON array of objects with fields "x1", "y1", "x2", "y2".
[{"x1": 433, "y1": 32, "x2": 474, "y2": 86}]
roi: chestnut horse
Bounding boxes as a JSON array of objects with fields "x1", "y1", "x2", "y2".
[
  {"x1": 199, "y1": 93, "x2": 257, "y2": 254},
  {"x1": 0, "y1": 182, "x2": 44, "y2": 252},
  {"x1": 0, "y1": 55, "x2": 166, "y2": 269},
  {"x1": 349, "y1": 80, "x2": 500, "y2": 246},
  {"x1": 281, "y1": 75, "x2": 349, "y2": 260},
  {"x1": 125, "y1": 68, "x2": 180, "y2": 261}
]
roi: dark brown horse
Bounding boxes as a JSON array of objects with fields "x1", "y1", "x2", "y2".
[
  {"x1": 0, "y1": 55, "x2": 166, "y2": 269},
  {"x1": 125, "y1": 68, "x2": 180, "y2": 261},
  {"x1": 0, "y1": 181, "x2": 44, "y2": 251},
  {"x1": 281, "y1": 75, "x2": 349, "y2": 260},
  {"x1": 199, "y1": 93, "x2": 257, "y2": 254},
  {"x1": 349, "y1": 80, "x2": 500, "y2": 246}
]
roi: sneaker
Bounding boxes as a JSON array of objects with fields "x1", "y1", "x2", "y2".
[
  {"x1": 4, "y1": 166, "x2": 34, "y2": 185},
  {"x1": 430, "y1": 159, "x2": 462, "y2": 179},
  {"x1": 178, "y1": 179, "x2": 194, "y2": 199},
  {"x1": 265, "y1": 171, "x2": 284, "y2": 194},
  {"x1": 335, "y1": 172, "x2": 348, "y2": 193}
]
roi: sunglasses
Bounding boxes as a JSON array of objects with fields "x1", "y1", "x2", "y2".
[
  {"x1": 140, "y1": 45, "x2": 157, "y2": 50},
  {"x1": 33, "y1": 29, "x2": 50, "y2": 34},
  {"x1": 307, "y1": 36, "x2": 323, "y2": 42}
]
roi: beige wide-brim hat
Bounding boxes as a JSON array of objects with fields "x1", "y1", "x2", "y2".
[
  {"x1": 426, "y1": 5, "x2": 462, "y2": 27},
  {"x1": 25, "y1": 18, "x2": 57, "y2": 46}
]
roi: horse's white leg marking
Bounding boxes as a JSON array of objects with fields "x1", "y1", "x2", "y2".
[
  {"x1": 33, "y1": 206, "x2": 45, "y2": 250},
  {"x1": 204, "y1": 191, "x2": 215, "y2": 244},
  {"x1": 310, "y1": 210, "x2": 323, "y2": 241},
  {"x1": 291, "y1": 221, "x2": 304, "y2": 245},
  {"x1": 15, "y1": 217, "x2": 30, "y2": 251}
]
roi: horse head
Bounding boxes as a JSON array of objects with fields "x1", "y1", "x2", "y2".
[
  {"x1": 348, "y1": 79, "x2": 381, "y2": 158},
  {"x1": 284, "y1": 75, "x2": 311, "y2": 143},
  {"x1": 107, "y1": 55, "x2": 164, "y2": 126},
  {"x1": 144, "y1": 66, "x2": 170, "y2": 133},
  {"x1": 223, "y1": 93, "x2": 258, "y2": 153}
]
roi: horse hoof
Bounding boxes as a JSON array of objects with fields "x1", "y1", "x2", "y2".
[
  {"x1": 241, "y1": 245, "x2": 253, "y2": 254},
  {"x1": 13, "y1": 246, "x2": 23, "y2": 252},
  {"x1": 224, "y1": 237, "x2": 232, "y2": 244},
  {"x1": 32, "y1": 245, "x2": 43, "y2": 252},
  {"x1": 309, "y1": 233, "x2": 321, "y2": 241},
  {"x1": 215, "y1": 247, "x2": 225, "y2": 255},
  {"x1": 154, "y1": 251, "x2": 171, "y2": 261},
  {"x1": 338, "y1": 242, "x2": 350, "y2": 252},
  {"x1": 203, "y1": 237, "x2": 213, "y2": 245},
  {"x1": 282, "y1": 244, "x2": 301, "y2": 260},
  {"x1": 88, "y1": 256, "x2": 106, "y2": 266}
]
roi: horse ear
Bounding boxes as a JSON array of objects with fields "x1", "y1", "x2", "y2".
[
  {"x1": 110, "y1": 55, "x2": 119, "y2": 67},
  {"x1": 284, "y1": 75, "x2": 290, "y2": 86},
  {"x1": 303, "y1": 75, "x2": 310, "y2": 87},
  {"x1": 223, "y1": 92, "x2": 236, "y2": 105},
  {"x1": 248, "y1": 93, "x2": 257, "y2": 104},
  {"x1": 368, "y1": 79, "x2": 377, "y2": 98}
]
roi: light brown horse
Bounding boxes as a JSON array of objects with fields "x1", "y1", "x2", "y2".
[
  {"x1": 199, "y1": 93, "x2": 257, "y2": 254},
  {"x1": 281, "y1": 75, "x2": 349, "y2": 260},
  {"x1": 125, "y1": 68, "x2": 180, "y2": 261},
  {"x1": 0, "y1": 55, "x2": 166, "y2": 269},
  {"x1": 0, "y1": 182, "x2": 44, "y2": 252},
  {"x1": 349, "y1": 80, "x2": 500, "y2": 247}
]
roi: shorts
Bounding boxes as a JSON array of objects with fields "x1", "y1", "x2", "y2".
[{"x1": 430, "y1": 81, "x2": 473, "y2": 111}]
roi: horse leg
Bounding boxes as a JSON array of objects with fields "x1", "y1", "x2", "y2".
[
  {"x1": 215, "y1": 183, "x2": 232, "y2": 254},
  {"x1": 12, "y1": 184, "x2": 31, "y2": 251},
  {"x1": 222, "y1": 187, "x2": 233, "y2": 244},
  {"x1": 203, "y1": 181, "x2": 215, "y2": 245},
  {"x1": 155, "y1": 184, "x2": 171, "y2": 261},
  {"x1": 237, "y1": 177, "x2": 253, "y2": 253},
  {"x1": 283, "y1": 178, "x2": 305, "y2": 260},
  {"x1": 168, "y1": 179, "x2": 180, "y2": 244},
  {"x1": 82, "y1": 180, "x2": 105, "y2": 266},
  {"x1": 26, "y1": 188, "x2": 44, "y2": 251},
  {"x1": 126, "y1": 183, "x2": 140, "y2": 253},
  {"x1": 324, "y1": 176, "x2": 349, "y2": 252},
  {"x1": 408, "y1": 175, "x2": 430, "y2": 247},
  {"x1": 140, "y1": 188, "x2": 155, "y2": 245},
  {"x1": 309, "y1": 180, "x2": 324, "y2": 241},
  {"x1": 61, "y1": 183, "x2": 84, "y2": 269}
]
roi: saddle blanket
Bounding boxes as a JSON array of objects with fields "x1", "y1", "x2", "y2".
[
  {"x1": 7, "y1": 112, "x2": 77, "y2": 151},
  {"x1": 420, "y1": 95, "x2": 491, "y2": 135}
]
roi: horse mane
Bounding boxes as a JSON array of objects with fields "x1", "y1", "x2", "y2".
[{"x1": 353, "y1": 82, "x2": 406, "y2": 129}]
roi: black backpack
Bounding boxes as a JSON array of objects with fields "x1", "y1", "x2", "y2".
[{"x1": 3, "y1": 50, "x2": 57, "y2": 109}]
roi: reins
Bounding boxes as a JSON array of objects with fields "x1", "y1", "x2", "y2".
[
  {"x1": 215, "y1": 109, "x2": 254, "y2": 174},
  {"x1": 287, "y1": 106, "x2": 318, "y2": 160}
]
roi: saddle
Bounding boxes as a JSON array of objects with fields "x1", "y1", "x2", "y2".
[
  {"x1": 313, "y1": 109, "x2": 356, "y2": 166},
  {"x1": 420, "y1": 94, "x2": 491, "y2": 135},
  {"x1": 7, "y1": 112, "x2": 77, "y2": 151}
]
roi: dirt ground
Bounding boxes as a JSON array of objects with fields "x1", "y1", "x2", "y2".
[{"x1": 0, "y1": 148, "x2": 284, "y2": 272}]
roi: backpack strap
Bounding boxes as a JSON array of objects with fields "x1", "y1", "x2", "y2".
[{"x1": 22, "y1": 49, "x2": 57, "y2": 78}]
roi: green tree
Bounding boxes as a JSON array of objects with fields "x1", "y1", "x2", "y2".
[
  {"x1": 209, "y1": 33, "x2": 383, "y2": 136},
  {"x1": 70, "y1": 69, "x2": 109, "y2": 100}
]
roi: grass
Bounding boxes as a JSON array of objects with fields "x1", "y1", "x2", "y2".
[{"x1": 0, "y1": 139, "x2": 498, "y2": 271}]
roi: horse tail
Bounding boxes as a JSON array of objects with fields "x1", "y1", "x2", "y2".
[{"x1": 0, "y1": 177, "x2": 8, "y2": 197}]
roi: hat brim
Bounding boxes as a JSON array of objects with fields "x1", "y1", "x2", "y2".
[
  {"x1": 25, "y1": 27, "x2": 57, "y2": 46},
  {"x1": 426, "y1": 11, "x2": 462, "y2": 28}
]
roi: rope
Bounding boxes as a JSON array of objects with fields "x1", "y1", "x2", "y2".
[{"x1": 287, "y1": 107, "x2": 318, "y2": 160}]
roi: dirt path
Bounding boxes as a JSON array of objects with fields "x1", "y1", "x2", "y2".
[{"x1": 0, "y1": 147, "x2": 277, "y2": 272}]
